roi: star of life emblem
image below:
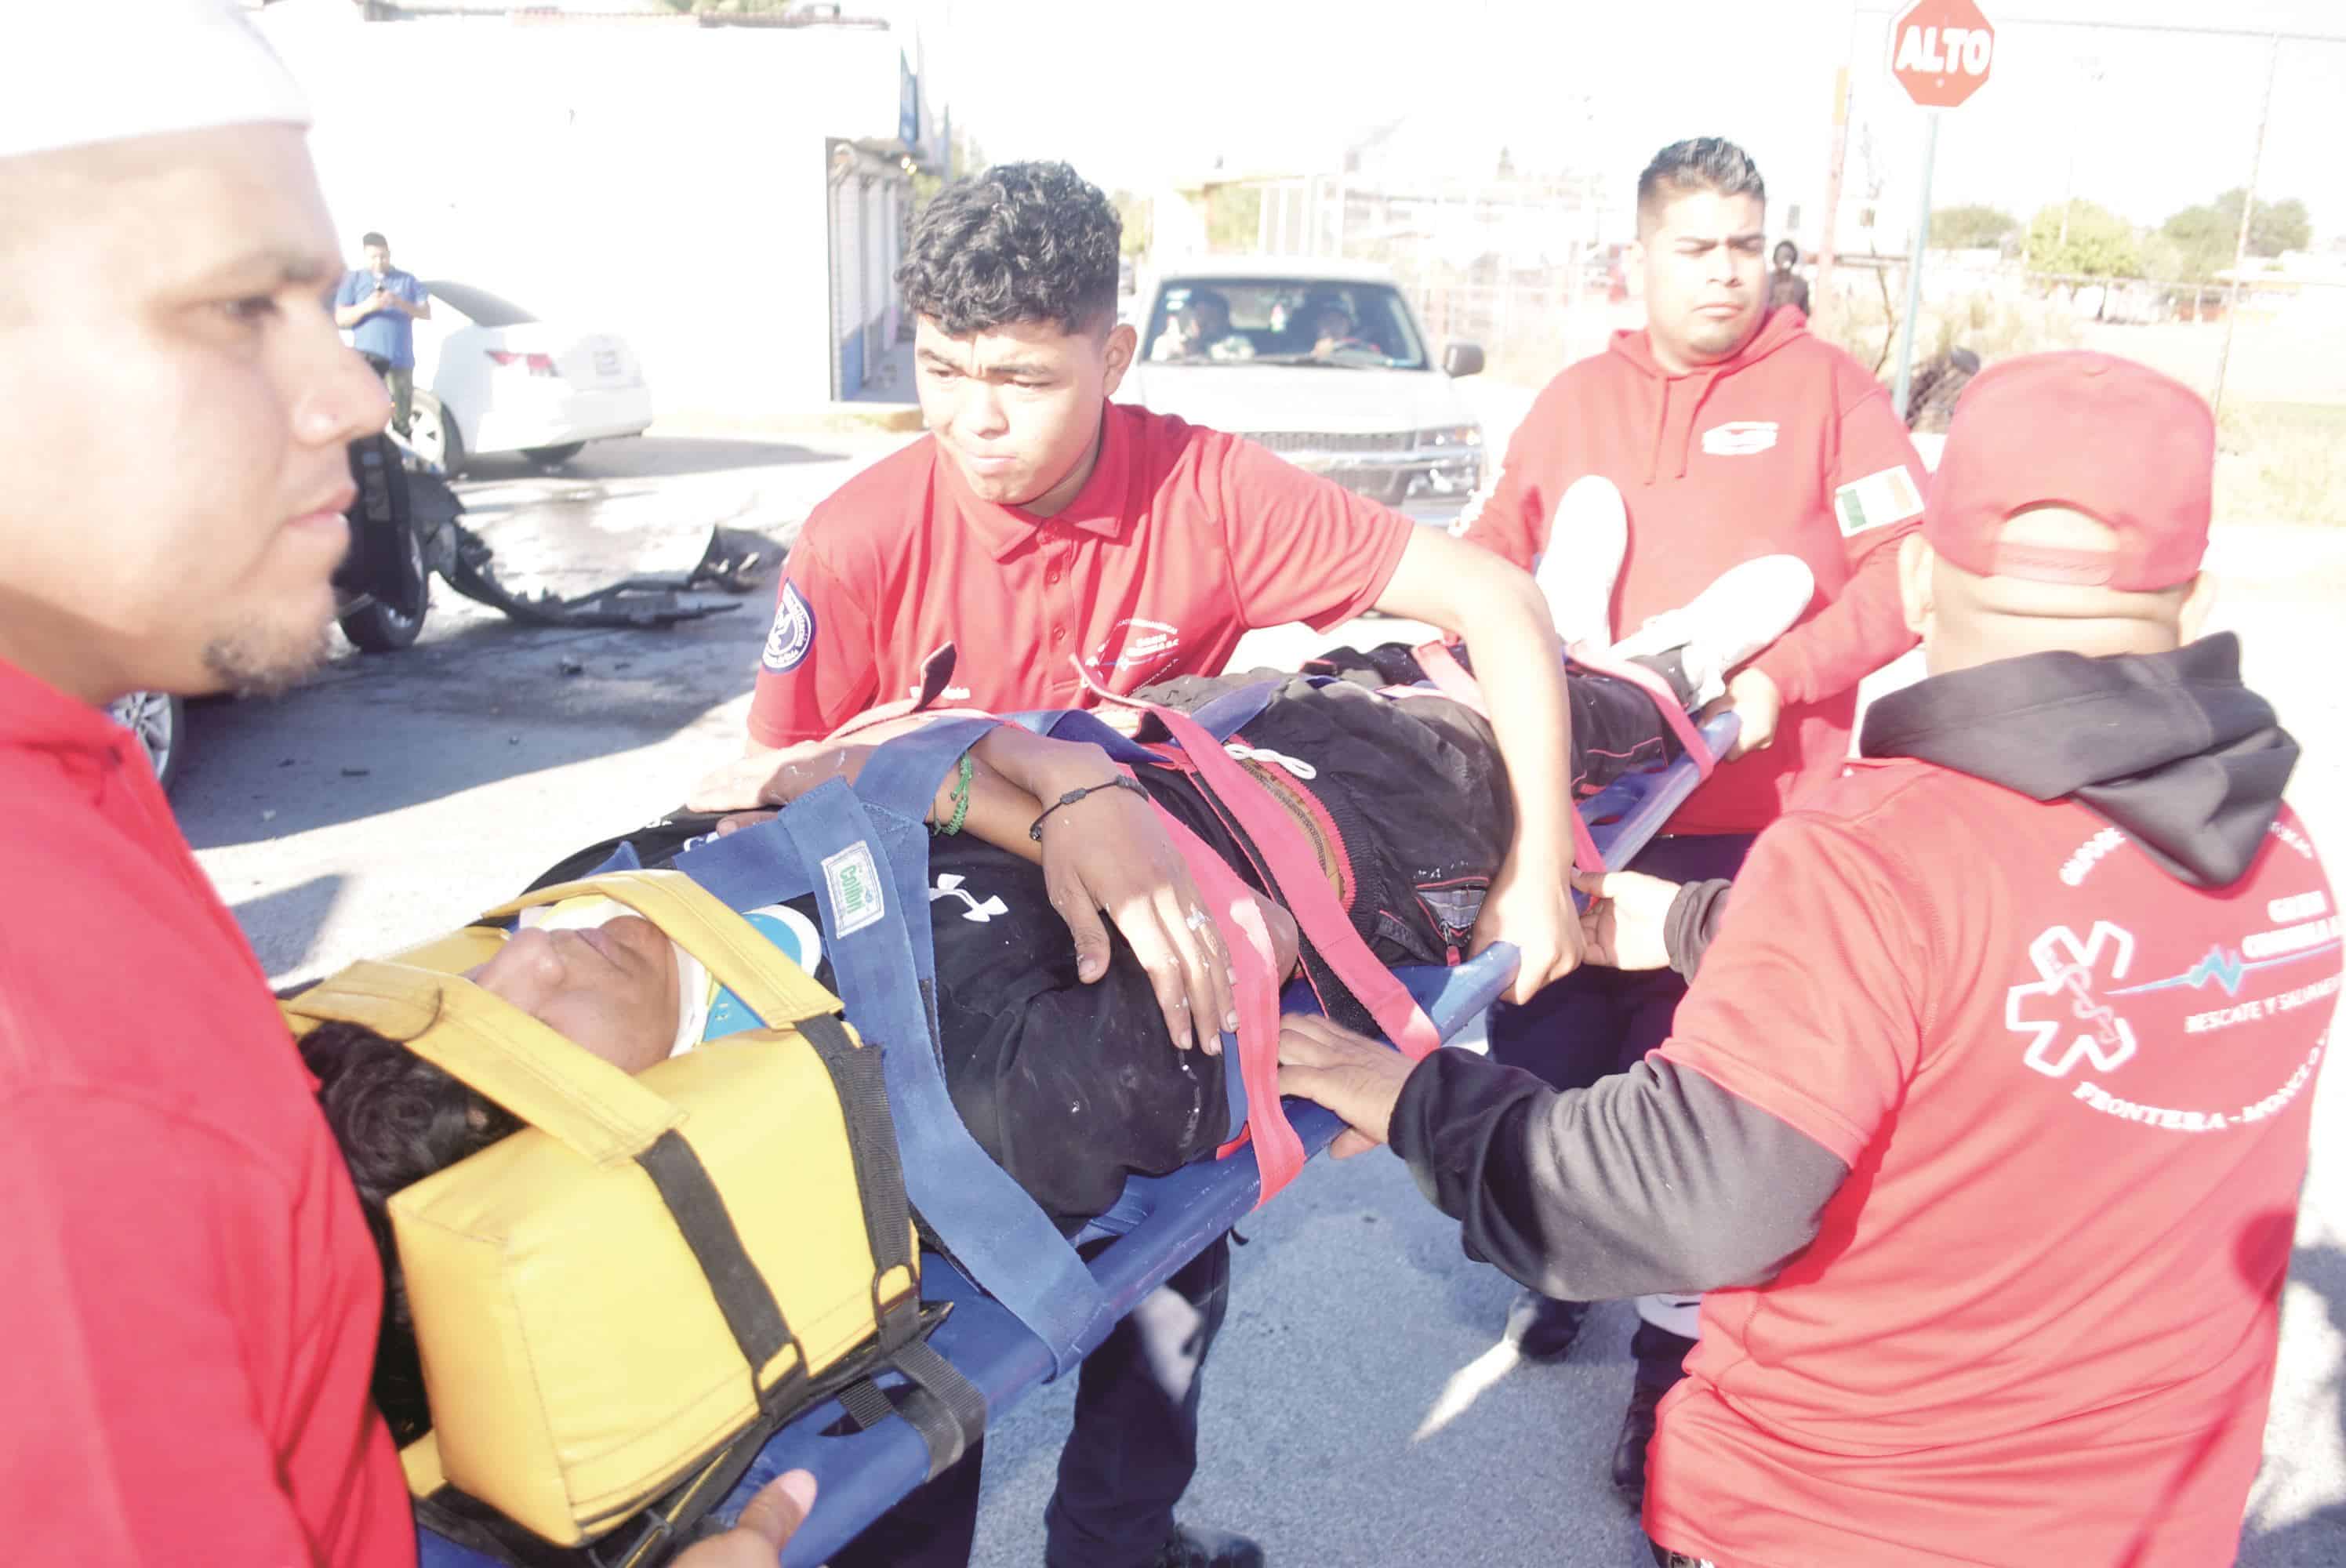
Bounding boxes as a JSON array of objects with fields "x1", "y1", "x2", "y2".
[{"x1": 2005, "y1": 921, "x2": 2139, "y2": 1079}]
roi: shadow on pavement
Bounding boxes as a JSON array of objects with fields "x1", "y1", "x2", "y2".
[
  {"x1": 2242, "y1": 1238, "x2": 2346, "y2": 1566},
  {"x1": 229, "y1": 873, "x2": 350, "y2": 981},
  {"x1": 172, "y1": 608, "x2": 764, "y2": 853},
  {"x1": 459, "y1": 434, "x2": 845, "y2": 485}
]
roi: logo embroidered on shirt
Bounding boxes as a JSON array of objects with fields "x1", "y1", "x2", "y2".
[
  {"x1": 1699, "y1": 421, "x2": 1780, "y2": 456},
  {"x1": 761, "y1": 580, "x2": 817, "y2": 673},
  {"x1": 1089, "y1": 617, "x2": 1182, "y2": 674},
  {"x1": 1833, "y1": 465, "x2": 1925, "y2": 536},
  {"x1": 821, "y1": 840, "x2": 885, "y2": 935},
  {"x1": 929, "y1": 873, "x2": 1008, "y2": 924},
  {"x1": 2005, "y1": 922, "x2": 2137, "y2": 1078}
]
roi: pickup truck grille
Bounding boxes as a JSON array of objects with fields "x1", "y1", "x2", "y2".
[{"x1": 1244, "y1": 430, "x2": 1413, "y2": 455}]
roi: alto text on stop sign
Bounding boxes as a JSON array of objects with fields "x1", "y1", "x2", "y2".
[{"x1": 1896, "y1": 23, "x2": 1992, "y2": 79}]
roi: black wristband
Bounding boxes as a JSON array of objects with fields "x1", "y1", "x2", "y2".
[{"x1": 1027, "y1": 775, "x2": 1150, "y2": 841}]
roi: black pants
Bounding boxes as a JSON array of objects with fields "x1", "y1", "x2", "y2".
[
  {"x1": 1487, "y1": 830, "x2": 1756, "y2": 1390},
  {"x1": 830, "y1": 1234, "x2": 1232, "y2": 1568}
]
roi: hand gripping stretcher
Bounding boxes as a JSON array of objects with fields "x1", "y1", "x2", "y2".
[{"x1": 419, "y1": 651, "x2": 1734, "y2": 1568}]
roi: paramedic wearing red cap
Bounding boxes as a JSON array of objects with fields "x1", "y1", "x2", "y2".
[
  {"x1": 0, "y1": 8, "x2": 814, "y2": 1563},
  {"x1": 1452, "y1": 136, "x2": 1932, "y2": 1486},
  {"x1": 1282, "y1": 351, "x2": 2336, "y2": 1567},
  {"x1": 703, "y1": 161, "x2": 1582, "y2": 1568}
]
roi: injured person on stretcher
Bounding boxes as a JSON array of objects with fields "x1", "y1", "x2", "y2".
[{"x1": 299, "y1": 554, "x2": 1810, "y2": 1446}]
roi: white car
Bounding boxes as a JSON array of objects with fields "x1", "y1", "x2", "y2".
[
  {"x1": 404, "y1": 280, "x2": 653, "y2": 474},
  {"x1": 1116, "y1": 257, "x2": 1486, "y2": 521}
]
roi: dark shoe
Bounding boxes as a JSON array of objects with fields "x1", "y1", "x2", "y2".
[
  {"x1": 1505, "y1": 1288, "x2": 1590, "y2": 1363},
  {"x1": 1611, "y1": 1379, "x2": 1668, "y2": 1509},
  {"x1": 1153, "y1": 1524, "x2": 1264, "y2": 1568}
]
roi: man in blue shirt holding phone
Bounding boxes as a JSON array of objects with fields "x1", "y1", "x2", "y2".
[{"x1": 334, "y1": 229, "x2": 428, "y2": 434}]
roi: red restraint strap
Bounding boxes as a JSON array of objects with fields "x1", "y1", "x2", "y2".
[
  {"x1": 1407, "y1": 637, "x2": 1715, "y2": 876},
  {"x1": 1145, "y1": 803, "x2": 1300, "y2": 1203},
  {"x1": 1081, "y1": 673, "x2": 1446, "y2": 1064}
]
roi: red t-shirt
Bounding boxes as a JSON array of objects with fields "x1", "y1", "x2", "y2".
[
  {"x1": 1453, "y1": 310, "x2": 1927, "y2": 834},
  {"x1": 0, "y1": 661, "x2": 412, "y2": 1566},
  {"x1": 746, "y1": 404, "x2": 1418, "y2": 745},
  {"x1": 1646, "y1": 762, "x2": 2337, "y2": 1568}
]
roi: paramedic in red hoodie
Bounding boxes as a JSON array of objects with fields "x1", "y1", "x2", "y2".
[
  {"x1": 0, "y1": 5, "x2": 812, "y2": 1562},
  {"x1": 1284, "y1": 353, "x2": 2333, "y2": 1568},
  {"x1": 1452, "y1": 136, "x2": 1930, "y2": 1491}
]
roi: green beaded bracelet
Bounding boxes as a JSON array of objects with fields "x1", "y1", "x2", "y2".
[{"x1": 935, "y1": 753, "x2": 975, "y2": 836}]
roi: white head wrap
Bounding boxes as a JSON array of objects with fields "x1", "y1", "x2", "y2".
[{"x1": 0, "y1": 0, "x2": 309, "y2": 162}]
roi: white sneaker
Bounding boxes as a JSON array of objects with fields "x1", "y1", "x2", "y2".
[
  {"x1": 1610, "y1": 555, "x2": 1816, "y2": 708},
  {"x1": 1534, "y1": 474, "x2": 1628, "y2": 654}
]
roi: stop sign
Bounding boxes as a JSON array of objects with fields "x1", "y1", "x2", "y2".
[{"x1": 1888, "y1": 0, "x2": 1996, "y2": 110}]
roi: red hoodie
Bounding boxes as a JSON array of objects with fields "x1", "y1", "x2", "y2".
[{"x1": 1454, "y1": 310, "x2": 1927, "y2": 835}]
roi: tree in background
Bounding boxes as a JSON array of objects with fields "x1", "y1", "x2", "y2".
[
  {"x1": 908, "y1": 125, "x2": 987, "y2": 216},
  {"x1": 1932, "y1": 204, "x2": 2018, "y2": 251},
  {"x1": 2159, "y1": 188, "x2": 2314, "y2": 281},
  {"x1": 1204, "y1": 183, "x2": 1263, "y2": 255},
  {"x1": 2025, "y1": 199, "x2": 2140, "y2": 278},
  {"x1": 1110, "y1": 190, "x2": 1154, "y2": 261}
]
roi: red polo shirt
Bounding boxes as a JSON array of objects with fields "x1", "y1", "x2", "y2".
[
  {"x1": 1646, "y1": 764, "x2": 2337, "y2": 1567},
  {"x1": 1454, "y1": 310, "x2": 1926, "y2": 835},
  {"x1": 0, "y1": 659, "x2": 412, "y2": 1566},
  {"x1": 747, "y1": 404, "x2": 1418, "y2": 745}
]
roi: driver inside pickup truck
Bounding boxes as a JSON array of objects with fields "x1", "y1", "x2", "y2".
[
  {"x1": 1309, "y1": 302, "x2": 1371, "y2": 359},
  {"x1": 299, "y1": 553, "x2": 1809, "y2": 1447}
]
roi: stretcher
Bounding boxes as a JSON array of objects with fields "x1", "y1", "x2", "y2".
[{"x1": 416, "y1": 691, "x2": 1737, "y2": 1568}]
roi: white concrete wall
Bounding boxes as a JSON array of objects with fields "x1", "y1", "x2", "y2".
[{"x1": 259, "y1": 2, "x2": 921, "y2": 419}]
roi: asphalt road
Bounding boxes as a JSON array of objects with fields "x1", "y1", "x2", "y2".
[{"x1": 174, "y1": 433, "x2": 2346, "y2": 1568}]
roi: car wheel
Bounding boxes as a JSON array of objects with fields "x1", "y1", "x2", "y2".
[
  {"x1": 522, "y1": 441, "x2": 586, "y2": 467},
  {"x1": 106, "y1": 690, "x2": 188, "y2": 793},
  {"x1": 339, "y1": 520, "x2": 430, "y2": 652},
  {"x1": 408, "y1": 390, "x2": 466, "y2": 477}
]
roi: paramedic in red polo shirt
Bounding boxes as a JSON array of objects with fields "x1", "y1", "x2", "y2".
[
  {"x1": 710, "y1": 162, "x2": 1582, "y2": 1568},
  {"x1": 0, "y1": 7, "x2": 813, "y2": 1563},
  {"x1": 1282, "y1": 353, "x2": 2335, "y2": 1568},
  {"x1": 1452, "y1": 136, "x2": 1930, "y2": 1490}
]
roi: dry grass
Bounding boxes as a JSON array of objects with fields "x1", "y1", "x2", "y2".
[
  {"x1": 1813, "y1": 281, "x2": 2083, "y2": 379},
  {"x1": 2217, "y1": 402, "x2": 2346, "y2": 526},
  {"x1": 1814, "y1": 285, "x2": 2343, "y2": 524}
]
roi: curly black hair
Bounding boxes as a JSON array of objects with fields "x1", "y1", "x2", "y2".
[
  {"x1": 1636, "y1": 137, "x2": 1767, "y2": 237},
  {"x1": 300, "y1": 1018, "x2": 518, "y2": 1445},
  {"x1": 895, "y1": 161, "x2": 1122, "y2": 337}
]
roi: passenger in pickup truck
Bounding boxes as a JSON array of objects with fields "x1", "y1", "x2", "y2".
[{"x1": 1149, "y1": 287, "x2": 1255, "y2": 363}]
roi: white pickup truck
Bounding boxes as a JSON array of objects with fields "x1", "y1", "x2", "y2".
[{"x1": 1115, "y1": 257, "x2": 1487, "y2": 522}]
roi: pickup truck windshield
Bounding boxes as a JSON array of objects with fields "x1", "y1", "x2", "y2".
[{"x1": 1144, "y1": 278, "x2": 1427, "y2": 370}]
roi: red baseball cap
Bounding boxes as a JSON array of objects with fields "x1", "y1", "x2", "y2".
[{"x1": 1927, "y1": 350, "x2": 2214, "y2": 590}]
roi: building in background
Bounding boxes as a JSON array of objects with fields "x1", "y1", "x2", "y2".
[{"x1": 256, "y1": 0, "x2": 948, "y2": 421}]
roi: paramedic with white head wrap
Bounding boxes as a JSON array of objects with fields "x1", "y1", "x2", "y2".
[{"x1": 0, "y1": 5, "x2": 811, "y2": 1561}]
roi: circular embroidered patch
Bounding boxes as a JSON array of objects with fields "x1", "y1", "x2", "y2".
[{"x1": 761, "y1": 580, "x2": 817, "y2": 673}]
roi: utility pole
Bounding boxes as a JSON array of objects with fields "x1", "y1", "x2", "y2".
[
  {"x1": 1888, "y1": 111, "x2": 1941, "y2": 421},
  {"x1": 1814, "y1": 66, "x2": 1852, "y2": 327},
  {"x1": 2212, "y1": 31, "x2": 2279, "y2": 423}
]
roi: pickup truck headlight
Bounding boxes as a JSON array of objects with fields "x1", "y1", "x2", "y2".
[{"x1": 1414, "y1": 424, "x2": 1484, "y2": 450}]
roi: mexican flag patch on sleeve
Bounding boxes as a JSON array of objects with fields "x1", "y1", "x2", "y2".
[{"x1": 1834, "y1": 464, "x2": 1925, "y2": 536}]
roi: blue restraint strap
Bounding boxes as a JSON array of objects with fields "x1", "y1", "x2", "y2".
[{"x1": 671, "y1": 775, "x2": 1115, "y2": 1373}]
